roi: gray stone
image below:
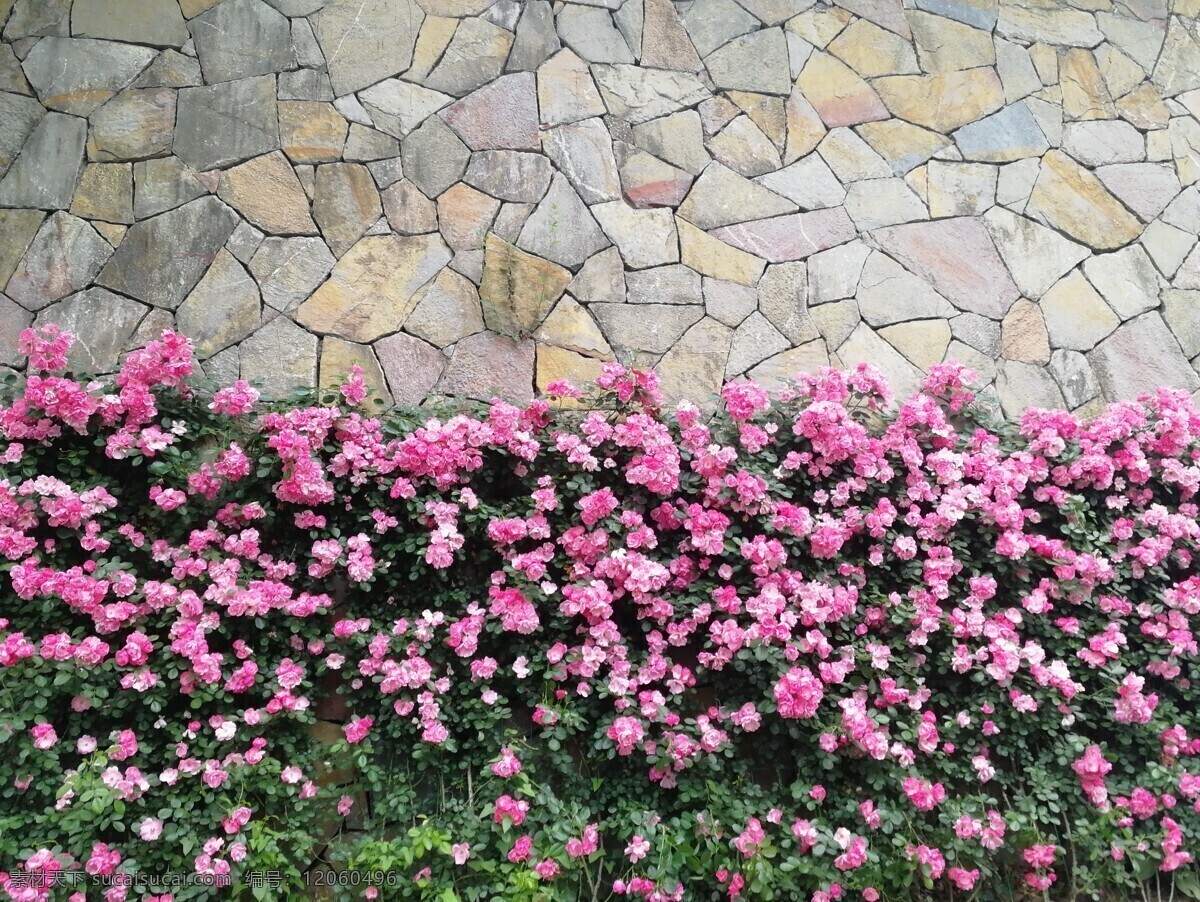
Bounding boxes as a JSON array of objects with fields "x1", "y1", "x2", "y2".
[
  {"x1": 807, "y1": 239, "x2": 870, "y2": 305},
  {"x1": 464, "y1": 151, "x2": 552, "y2": 203},
  {"x1": 250, "y1": 236, "x2": 336, "y2": 312},
  {"x1": 632, "y1": 111, "x2": 709, "y2": 176},
  {"x1": 34, "y1": 288, "x2": 145, "y2": 372},
  {"x1": 516, "y1": 173, "x2": 609, "y2": 269},
  {"x1": 926, "y1": 161, "x2": 997, "y2": 217},
  {"x1": 592, "y1": 302, "x2": 702, "y2": 353},
  {"x1": 982, "y1": 207, "x2": 1090, "y2": 300},
  {"x1": 996, "y1": 158, "x2": 1040, "y2": 211},
  {"x1": 265, "y1": 0, "x2": 329, "y2": 16},
  {"x1": 592, "y1": 202, "x2": 678, "y2": 269},
  {"x1": 333, "y1": 95, "x2": 374, "y2": 128},
  {"x1": 71, "y1": 0, "x2": 189, "y2": 47},
  {"x1": 1082, "y1": 246, "x2": 1164, "y2": 320},
  {"x1": 1163, "y1": 289, "x2": 1200, "y2": 358},
  {"x1": 704, "y1": 277, "x2": 757, "y2": 327},
  {"x1": 950, "y1": 312, "x2": 1001, "y2": 357},
  {"x1": 0, "y1": 293, "x2": 33, "y2": 367},
  {"x1": 838, "y1": 322, "x2": 923, "y2": 402},
  {"x1": 375, "y1": 331, "x2": 445, "y2": 404},
  {"x1": 133, "y1": 157, "x2": 208, "y2": 219},
  {"x1": 200, "y1": 344, "x2": 240, "y2": 388},
  {"x1": 492, "y1": 202, "x2": 534, "y2": 242},
  {"x1": 843, "y1": 178, "x2": 927, "y2": 231},
  {"x1": 1140, "y1": 221, "x2": 1195, "y2": 278},
  {"x1": 626, "y1": 264, "x2": 700, "y2": 305},
  {"x1": 641, "y1": 0, "x2": 703, "y2": 71},
  {"x1": 404, "y1": 269, "x2": 485, "y2": 347},
  {"x1": 1048, "y1": 348, "x2": 1100, "y2": 409},
  {"x1": 1088, "y1": 313, "x2": 1199, "y2": 399},
  {"x1": 367, "y1": 157, "x2": 406, "y2": 190},
  {"x1": 995, "y1": 38, "x2": 1041, "y2": 104},
  {"x1": 343, "y1": 125, "x2": 400, "y2": 162},
  {"x1": 995, "y1": 359, "x2": 1064, "y2": 417},
  {"x1": 425, "y1": 18, "x2": 514, "y2": 96},
  {"x1": 755, "y1": 154, "x2": 845, "y2": 209},
  {"x1": 677, "y1": 163, "x2": 796, "y2": 229},
  {"x1": 748, "y1": 340, "x2": 830, "y2": 392},
  {"x1": 4, "y1": 0, "x2": 71, "y2": 40},
  {"x1": 5, "y1": 212, "x2": 111, "y2": 311},
  {"x1": 1162, "y1": 187, "x2": 1200, "y2": 234},
  {"x1": 438, "y1": 330, "x2": 534, "y2": 401},
  {"x1": 0, "y1": 209, "x2": 44, "y2": 288},
  {"x1": 543, "y1": 119, "x2": 621, "y2": 204},
  {"x1": 442, "y1": 73, "x2": 539, "y2": 151},
  {"x1": 1098, "y1": 11, "x2": 1164, "y2": 75},
  {"x1": 708, "y1": 115, "x2": 781, "y2": 177},
  {"x1": 681, "y1": 0, "x2": 758, "y2": 59},
  {"x1": 592, "y1": 64, "x2": 710, "y2": 124},
  {"x1": 704, "y1": 28, "x2": 790, "y2": 95},
  {"x1": 1153, "y1": 18, "x2": 1200, "y2": 99},
  {"x1": 0, "y1": 112, "x2": 85, "y2": 210},
  {"x1": 726, "y1": 310, "x2": 789, "y2": 376},
  {"x1": 536, "y1": 48, "x2": 606, "y2": 127},
  {"x1": 816, "y1": 127, "x2": 892, "y2": 182},
  {"x1": 1041, "y1": 269, "x2": 1120, "y2": 352},
  {"x1": 176, "y1": 248, "x2": 260, "y2": 357},
  {"x1": 291, "y1": 18, "x2": 326, "y2": 70},
  {"x1": 569, "y1": 247, "x2": 625, "y2": 304},
  {"x1": 0, "y1": 92, "x2": 45, "y2": 177},
  {"x1": 1095, "y1": 163, "x2": 1180, "y2": 222},
  {"x1": 175, "y1": 76, "x2": 279, "y2": 170},
  {"x1": 87, "y1": 88, "x2": 176, "y2": 162},
  {"x1": 131, "y1": 50, "x2": 202, "y2": 89},
  {"x1": 810, "y1": 296, "x2": 860, "y2": 349},
  {"x1": 1061, "y1": 121, "x2": 1145, "y2": 167},
  {"x1": 312, "y1": 163, "x2": 382, "y2": 258},
  {"x1": 382, "y1": 179, "x2": 438, "y2": 234},
  {"x1": 240, "y1": 315, "x2": 318, "y2": 397},
  {"x1": 868, "y1": 217, "x2": 1020, "y2": 319},
  {"x1": 557, "y1": 6, "x2": 634, "y2": 64},
  {"x1": 856, "y1": 251, "x2": 954, "y2": 327},
  {"x1": 996, "y1": 6, "x2": 1103, "y2": 49},
  {"x1": 0, "y1": 46, "x2": 31, "y2": 96},
  {"x1": 312, "y1": 0, "x2": 423, "y2": 96},
  {"x1": 759, "y1": 260, "x2": 819, "y2": 343},
  {"x1": 21, "y1": 37, "x2": 155, "y2": 115},
  {"x1": 655, "y1": 317, "x2": 733, "y2": 412},
  {"x1": 712, "y1": 207, "x2": 856, "y2": 264},
  {"x1": 226, "y1": 221, "x2": 264, "y2": 265},
  {"x1": 612, "y1": 0, "x2": 643, "y2": 53},
  {"x1": 278, "y1": 70, "x2": 334, "y2": 102},
  {"x1": 507, "y1": 0, "x2": 559, "y2": 72},
  {"x1": 358, "y1": 80, "x2": 452, "y2": 140},
  {"x1": 97, "y1": 196, "x2": 239, "y2": 309},
  {"x1": 188, "y1": 0, "x2": 291, "y2": 83},
  {"x1": 402, "y1": 116, "x2": 469, "y2": 198},
  {"x1": 953, "y1": 102, "x2": 1049, "y2": 163}
]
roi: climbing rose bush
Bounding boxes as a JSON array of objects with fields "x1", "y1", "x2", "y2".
[{"x1": 0, "y1": 324, "x2": 1199, "y2": 901}]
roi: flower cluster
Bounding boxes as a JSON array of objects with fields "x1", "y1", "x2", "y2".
[{"x1": 0, "y1": 325, "x2": 1198, "y2": 901}]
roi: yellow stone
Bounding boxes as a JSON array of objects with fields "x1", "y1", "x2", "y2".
[
  {"x1": 797, "y1": 52, "x2": 889, "y2": 128},
  {"x1": 784, "y1": 88, "x2": 826, "y2": 163},
  {"x1": 856, "y1": 120, "x2": 951, "y2": 175},
  {"x1": 1059, "y1": 49, "x2": 1114, "y2": 121},
  {"x1": 827, "y1": 17, "x2": 919, "y2": 78},
  {"x1": 1040, "y1": 270, "x2": 1120, "y2": 352},
  {"x1": 408, "y1": 16, "x2": 458, "y2": 82},
  {"x1": 70, "y1": 163, "x2": 133, "y2": 224},
  {"x1": 479, "y1": 234, "x2": 573, "y2": 338},
  {"x1": 436, "y1": 182, "x2": 499, "y2": 252},
  {"x1": 279, "y1": 101, "x2": 349, "y2": 164},
  {"x1": 785, "y1": 6, "x2": 853, "y2": 48},
  {"x1": 1000, "y1": 299, "x2": 1050, "y2": 365},
  {"x1": 536, "y1": 345, "x2": 605, "y2": 407},
  {"x1": 909, "y1": 12, "x2": 995, "y2": 73},
  {"x1": 1116, "y1": 82, "x2": 1170, "y2": 130},
  {"x1": 655, "y1": 318, "x2": 733, "y2": 415},
  {"x1": 94, "y1": 222, "x2": 127, "y2": 247},
  {"x1": 749, "y1": 340, "x2": 831, "y2": 391},
  {"x1": 318, "y1": 338, "x2": 393, "y2": 409},
  {"x1": 677, "y1": 219, "x2": 766, "y2": 286},
  {"x1": 727, "y1": 92, "x2": 787, "y2": 149},
  {"x1": 879, "y1": 319, "x2": 951, "y2": 368},
  {"x1": 217, "y1": 151, "x2": 317, "y2": 235},
  {"x1": 297, "y1": 234, "x2": 452, "y2": 342},
  {"x1": 1028, "y1": 43, "x2": 1058, "y2": 85},
  {"x1": 1026, "y1": 150, "x2": 1142, "y2": 250},
  {"x1": 533, "y1": 296, "x2": 613, "y2": 358},
  {"x1": 874, "y1": 67, "x2": 1005, "y2": 132}
]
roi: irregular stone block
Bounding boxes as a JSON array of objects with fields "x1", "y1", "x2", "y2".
[
  {"x1": 176, "y1": 248, "x2": 260, "y2": 357},
  {"x1": 240, "y1": 315, "x2": 318, "y2": 397},
  {"x1": 5, "y1": 211, "x2": 112, "y2": 311},
  {"x1": 1088, "y1": 313, "x2": 1200, "y2": 400},
  {"x1": 0, "y1": 112, "x2": 86, "y2": 210},
  {"x1": 72, "y1": 0, "x2": 189, "y2": 48},
  {"x1": 438, "y1": 330, "x2": 534, "y2": 402},
  {"x1": 175, "y1": 76, "x2": 279, "y2": 171},
  {"x1": 312, "y1": 0, "x2": 423, "y2": 96},
  {"x1": 249, "y1": 236, "x2": 336, "y2": 313},
  {"x1": 87, "y1": 88, "x2": 176, "y2": 162},
  {"x1": 442, "y1": 73, "x2": 539, "y2": 151},
  {"x1": 312, "y1": 163, "x2": 382, "y2": 257},
  {"x1": 34, "y1": 288, "x2": 145, "y2": 372},
  {"x1": 188, "y1": 0, "x2": 291, "y2": 83},
  {"x1": 22, "y1": 37, "x2": 155, "y2": 115},
  {"x1": 711, "y1": 207, "x2": 856, "y2": 263},
  {"x1": 479, "y1": 234, "x2": 572, "y2": 337}
]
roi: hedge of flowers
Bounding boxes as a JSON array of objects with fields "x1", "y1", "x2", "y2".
[{"x1": 0, "y1": 324, "x2": 1199, "y2": 901}]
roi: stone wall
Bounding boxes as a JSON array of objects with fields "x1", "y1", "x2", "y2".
[{"x1": 1, "y1": 0, "x2": 1200, "y2": 415}]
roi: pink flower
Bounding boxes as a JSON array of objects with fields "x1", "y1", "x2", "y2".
[
  {"x1": 774, "y1": 667, "x2": 823, "y2": 719},
  {"x1": 280, "y1": 766, "x2": 302, "y2": 784},
  {"x1": 343, "y1": 716, "x2": 373, "y2": 744},
  {"x1": 30, "y1": 723, "x2": 57, "y2": 750},
  {"x1": 625, "y1": 836, "x2": 650, "y2": 863},
  {"x1": 508, "y1": 835, "x2": 533, "y2": 863},
  {"x1": 452, "y1": 843, "x2": 470, "y2": 865},
  {"x1": 491, "y1": 746, "x2": 522, "y2": 778}
]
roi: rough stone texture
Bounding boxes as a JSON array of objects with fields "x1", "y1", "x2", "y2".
[
  {"x1": 297, "y1": 234, "x2": 450, "y2": 341},
  {"x1": 97, "y1": 197, "x2": 238, "y2": 309},
  {"x1": 2, "y1": 0, "x2": 1198, "y2": 412},
  {"x1": 34, "y1": 288, "x2": 145, "y2": 372}
]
